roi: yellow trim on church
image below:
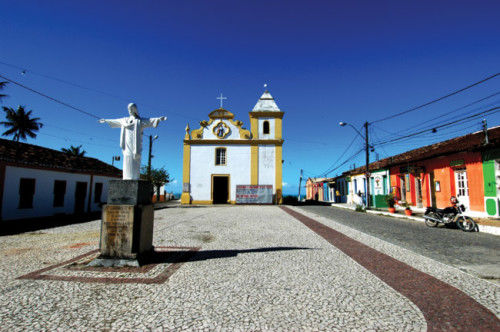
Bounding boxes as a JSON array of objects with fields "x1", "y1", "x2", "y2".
[
  {"x1": 275, "y1": 145, "x2": 283, "y2": 204},
  {"x1": 251, "y1": 145, "x2": 258, "y2": 185},
  {"x1": 180, "y1": 141, "x2": 191, "y2": 204},
  {"x1": 275, "y1": 118, "x2": 282, "y2": 140},
  {"x1": 250, "y1": 116, "x2": 258, "y2": 139},
  {"x1": 182, "y1": 102, "x2": 284, "y2": 205},
  {"x1": 184, "y1": 139, "x2": 283, "y2": 145}
]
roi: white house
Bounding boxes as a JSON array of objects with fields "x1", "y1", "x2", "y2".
[
  {"x1": 181, "y1": 90, "x2": 284, "y2": 204},
  {"x1": 0, "y1": 138, "x2": 121, "y2": 221}
]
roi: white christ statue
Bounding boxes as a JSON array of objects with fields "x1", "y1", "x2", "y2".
[{"x1": 99, "y1": 103, "x2": 166, "y2": 180}]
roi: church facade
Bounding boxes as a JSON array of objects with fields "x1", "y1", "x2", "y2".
[{"x1": 181, "y1": 91, "x2": 284, "y2": 205}]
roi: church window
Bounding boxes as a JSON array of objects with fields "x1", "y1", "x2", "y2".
[
  {"x1": 53, "y1": 180, "x2": 66, "y2": 207},
  {"x1": 263, "y1": 121, "x2": 270, "y2": 134},
  {"x1": 215, "y1": 148, "x2": 226, "y2": 165},
  {"x1": 19, "y1": 178, "x2": 36, "y2": 209}
]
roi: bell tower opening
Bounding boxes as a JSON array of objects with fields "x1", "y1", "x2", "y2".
[{"x1": 263, "y1": 121, "x2": 270, "y2": 134}]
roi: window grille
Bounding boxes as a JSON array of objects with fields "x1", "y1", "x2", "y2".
[{"x1": 215, "y1": 148, "x2": 226, "y2": 165}]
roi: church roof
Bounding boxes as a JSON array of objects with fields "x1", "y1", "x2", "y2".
[
  {"x1": 252, "y1": 91, "x2": 281, "y2": 112},
  {"x1": 208, "y1": 108, "x2": 235, "y2": 119}
]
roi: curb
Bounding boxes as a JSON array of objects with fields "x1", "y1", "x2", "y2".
[{"x1": 330, "y1": 203, "x2": 500, "y2": 236}]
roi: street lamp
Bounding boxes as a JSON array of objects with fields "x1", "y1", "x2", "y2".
[
  {"x1": 339, "y1": 121, "x2": 372, "y2": 208},
  {"x1": 111, "y1": 155, "x2": 120, "y2": 166},
  {"x1": 147, "y1": 135, "x2": 159, "y2": 179},
  {"x1": 339, "y1": 122, "x2": 365, "y2": 139}
]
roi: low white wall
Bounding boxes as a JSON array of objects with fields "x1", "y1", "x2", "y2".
[{"x1": 2, "y1": 166, "x2": 117, "y2": 221}]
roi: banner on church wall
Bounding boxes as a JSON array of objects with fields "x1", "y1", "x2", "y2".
[{"x1": 236, "y1": 185, "x2": 273, "y2": 204}]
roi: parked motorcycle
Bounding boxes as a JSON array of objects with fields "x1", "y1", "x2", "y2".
[{"x1": 424, "y1": 196, "x2": 477, "y2": 232}]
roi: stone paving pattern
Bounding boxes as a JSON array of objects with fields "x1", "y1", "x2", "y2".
[
  {"x1": 0, "y1": 206, "x2": 498, "y2": 330},
  {"x1": 301, "y1": 205, "x2": 500, "y2": 281}
]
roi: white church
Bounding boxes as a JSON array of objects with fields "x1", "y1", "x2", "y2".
[{"x1": 181, "y1": 90, "x2": 284, "y2": 205}]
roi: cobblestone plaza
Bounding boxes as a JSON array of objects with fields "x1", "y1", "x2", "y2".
[{"x1": 0, "y1": 206, "x2": 498, "y2": 330}]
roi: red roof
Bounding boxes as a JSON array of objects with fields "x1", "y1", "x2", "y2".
[
  {"x1": 0, "y1": 138, "x2": 122, "y2": 177},
  {"x1": 346, "y1": 126, "x2": 500, "y2": 175}
]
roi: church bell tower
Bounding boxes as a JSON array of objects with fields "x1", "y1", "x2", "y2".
[{"x1": 249, "y1": 90, "x2": 284, "y2": 203}]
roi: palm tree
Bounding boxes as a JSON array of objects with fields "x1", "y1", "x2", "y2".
[
  {"x1": 0, "y1": 81, "x2": 7, "y2": 103},
  {"x1": 1, "y1": 105, "x2": 43, "y2": 141},
  {"x1": 61, "y1": 145, "x2": 86, "y2": 157}
]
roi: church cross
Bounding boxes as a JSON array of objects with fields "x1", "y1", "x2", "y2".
[{"x1": 217, "y1": 93, "x2": 227, "y2": 108}]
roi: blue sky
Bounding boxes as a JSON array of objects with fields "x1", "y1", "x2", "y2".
[{"x1": 1, "y1": 0, "x2": 499, "y2": 195}]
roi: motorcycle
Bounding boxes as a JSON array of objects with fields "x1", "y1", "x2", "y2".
[{"x1": 424, "y1": 196, "x2": 477, "y2": 232}]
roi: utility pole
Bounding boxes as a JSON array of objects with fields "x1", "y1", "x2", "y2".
[
  {"x1": 339, "y1": 120, "x2": 372, "y2": 208},
  {"x1": 364, "y1": 121, "x2": 370, "y2": 208},
  {"x1": 147, "y1": 135, "x2": 158, "y2": 180},
  {"x1": 298, "y1": 169, "x2": 303, "y2": 201},
  {"x1": 483, "y1": 119, "x2": 489, "y2": 145}
]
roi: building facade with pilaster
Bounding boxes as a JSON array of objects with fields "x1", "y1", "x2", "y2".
[{"x1": 181, "y1": 91, "x2": 284, "y2": 205}]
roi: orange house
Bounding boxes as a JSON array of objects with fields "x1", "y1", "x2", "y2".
[
  {"x1": 376, "y1": 127, "x2": 500, "y2": 216},
  {"x1": 389, "y1": 152, "x2": 484, "y2": 212}
]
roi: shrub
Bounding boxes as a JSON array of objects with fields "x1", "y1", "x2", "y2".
[
  {"x1": 385, "y1": 194, "x2": 396, "y2": 208},
  {"x1": 401, "y1": 201, "x2": 412, "y2": 210},
  {"x1": 355, "y1": 204, "x2": 366, "y2": 212}
]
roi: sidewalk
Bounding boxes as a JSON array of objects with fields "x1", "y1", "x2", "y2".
[{"x1": 331, "y1": 203, "x2": 500, "y2": 236}]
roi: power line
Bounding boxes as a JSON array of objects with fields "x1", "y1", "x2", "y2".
[
  {"x1": 318, "y1": 134, "x2": 360, "y2": 177},
  {"x1": 371, "y1": 73, "x2": 499, "y2": 124},
  {"x1": 374, "y1": 106, "x2": 500, "y2": 146},
  {"x1": 374, "y1": 108, "x2": 496, "y2": 146},
  {"x1": 371, "y1": 101, "x2": 499, "y2": 145},
  {"x1": 43, "y1": 123, "x2": 115, "y2": 143},
  {"x1": 373, "y1": 103, "x2": 499, "y2": 145},
  {"x1": 39, "y1": 132, "x2": 117, "y2": 149},
  {"x1": 322, "y1": 148, "x2": 365, "y2": 177},
  {"x1": 0, "y1": 73, "x2": 101, "y2": 119},
  {"x1": 0, "y1": 60, "x2": 126, "y2": 101},
  {"x1": 376, "y1": 93, "x2": 500, "y2": 139},
  {"x1": 0, "y1": 59, "x2": 200, "y2": 121}
]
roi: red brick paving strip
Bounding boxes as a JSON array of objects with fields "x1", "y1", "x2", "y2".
[
  {"x1": 281, "y1": 206, "x2": 500, "y2": 331},
  {"x1": 18, "y1": 246, "x2": 200, "y2": 284}
]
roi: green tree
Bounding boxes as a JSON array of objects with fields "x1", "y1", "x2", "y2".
[
  {"x1": 141, "y1": 166, "x2": 171, "y2": 201},
  {"x1": 61, "y1": 145, "x2": 86, "y2": 157},
  {"x1": 1, "y1": 105, "x2": 43, "y2": 142},
  {"x1": 0, "y1": 81, "x2": 8, "y2": 103}
]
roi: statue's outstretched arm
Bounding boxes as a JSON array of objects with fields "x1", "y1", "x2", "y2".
[
  {"x1": 142, "y1": 116, "x2": 167, "y2": 128},
  {"x1": 99, "y1": 118, "x2": 124, "y2": 128}
]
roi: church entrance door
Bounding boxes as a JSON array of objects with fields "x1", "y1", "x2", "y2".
[{"x1": 212, "y1": 175, "x2": 229, "y2": 204}]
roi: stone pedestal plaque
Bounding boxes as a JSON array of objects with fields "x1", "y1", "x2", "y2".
[
  {"x1": 100, "y1": 205, "x2": 135, "y2": 258},
  {"x1": 89, "y1": 180, "x2": 155, "y2": 267}
]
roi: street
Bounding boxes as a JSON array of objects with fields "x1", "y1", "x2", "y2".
[
  {"x1": 299, "y1": 205, "x2": 500, "y2": 282},
  {"x1": 0, "y1": 205, "x2": 498, "y2": 330}
]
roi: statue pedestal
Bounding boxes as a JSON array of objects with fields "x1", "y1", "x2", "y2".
[{"x1": 89, "y1": 180, "x2": 154, "y2": 267}]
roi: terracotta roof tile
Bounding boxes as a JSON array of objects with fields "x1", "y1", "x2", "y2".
[
  {"x1": 346, "y1": 127, "x2": 500, "y2": 175},
  {"x1": 0, "y1": 138, "x2": 122, "y2": 177}
]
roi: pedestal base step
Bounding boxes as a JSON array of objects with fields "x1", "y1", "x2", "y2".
[{"x1": 87, "y1": 257, "x2": 140, "y2": 268}]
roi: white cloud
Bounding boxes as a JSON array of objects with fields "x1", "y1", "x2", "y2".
[
  {"x1": 282, "y1": 182, "x2": 289, "y2": 187},
  {"x1": 171, "y1": 179, "x2": 178, "y2": 184}
]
